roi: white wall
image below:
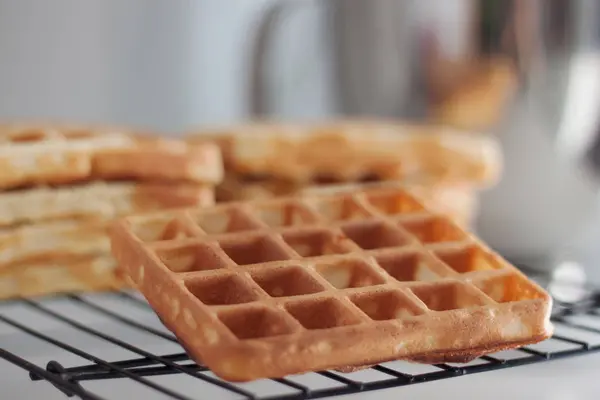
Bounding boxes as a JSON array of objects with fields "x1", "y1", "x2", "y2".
[{"x1": 0, "y1": 0, "x2": 289, "y2": 132}]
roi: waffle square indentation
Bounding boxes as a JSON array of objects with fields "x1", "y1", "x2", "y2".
[
  {"x1": 251, "y1": 266, "x2": 326, "y2": 297},
  {"x1": 364, "y1": 190, "x2": 424, "y2": 215},
  {"x1": 7, "y1": 129, "x2": 49, "y2": 143},
  {"x1": 184, "y1": 275, "x2": 259, "y2": 305},
  {"x1": 112, "y1": 185, "x2": 555, "y2": 381},
  {"x1": 305, "y1": 196, "x2": 372, "y2": 222},
  {"x1": 62, "y1": 129, "x2": 94, "y2": 139},
  {"x1": 285, "y1": 297, "x2": 362, "y2": 330},
  {"x1": 341, "y1": 221, "x2": 410, "y2": 250},
  {"x1": 190, "y1": 207, "x2": 260, "y2": 234},
  {"x1": 434, "y1": 245, "x2": 505, "y2": 274},
  {"x1": 154, "y1": 243, "x2": 230, "y2": 273},
  {"x1": 411, "y1": 282, "x2": 487, "y2": 312},
  {"x1": 315, "y1": 258, "x2": 385, "y2": 289},
  {"x1": 473, "y1": 273, "x2": 547, "y2": 303},
  {"x1": 400, "y1": 216, "x2": 467, "y2": 244},
  {"x1": 251, "y1": 201, "x2": 317, "y2": 227},
  {"x1": 218, "y1": 306, "x2": 298, "y2": 340},
  {"x1": 281, "y1": 229, "x2": 356, "y2": 257},
  {"x1": 350, "y1": 290, "x2": 424, "y2": 321},
  {"x1": 219, "y1": 235, "x2": 293, "y2": 266},
  {"x1": 374, "y1": 252, "x2": 441, "y2": 282},
  {"x1": 309, "y1": 172, "x2": 346, "y2": 184},
  {"x1": 128, "y1": 214, "x2": 191, "y2": 243}
]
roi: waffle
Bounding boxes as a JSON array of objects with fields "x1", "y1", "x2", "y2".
[
  {"x1": 0, "y1": 181, "x2": 215, "y2": 228},
  {"x1": 217, "y1": 174, "x2": 478, "y2": 226},
  {"x1": 0, "y1": 183, "x2": 215, "y2": 268},
  {"x1": 0, "y1": 254, "x2": 120, "y2": 300},
  {"x1": 0, "y1": 123, "x2": 223, "y2": 190},
  {"x1": 300, "y1": 182, "x2": 479, "y2": 227},
  {"x1": 187, "y1": 120, "x2": 501, "y2": 186},
  {"x1": 110, "y1": 185, "x2": 553, "y2": 382},
  {"x1": 216, "y1": 173, "x2": 301, "y2": 202},
  {"x1": 0, "y1": 220, "x2": 108, "y2": 268},
  {"x1": 426, "y1": 56, "x2": 517, "y2": 131}
]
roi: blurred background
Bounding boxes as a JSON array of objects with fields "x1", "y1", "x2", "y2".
[{"x1": 0, "y1": 0, "x2": 600, "y2": 288}]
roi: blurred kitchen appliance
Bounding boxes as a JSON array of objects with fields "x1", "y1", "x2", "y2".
[{"x1": 249, "y1": 0, "x2": 600, "y2": 286}]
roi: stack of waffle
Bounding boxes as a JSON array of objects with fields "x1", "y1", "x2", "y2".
[
  {"x1": 0, "y1": 123, "x2": 223, "y2": 299},
  {"x1": 187, "y1": 120, "x2": 502, "y2": 226}
]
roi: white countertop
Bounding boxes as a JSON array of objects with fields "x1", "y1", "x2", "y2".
[
  {"x1": 3, "y1": 350, "x2": 600, "y2": 400},
  {"x1": 2, "y1": 293, "x2": 600, "y2": 400},
  {"x1": 336, "y1": 354, "x2": 600, "y2": 400}
]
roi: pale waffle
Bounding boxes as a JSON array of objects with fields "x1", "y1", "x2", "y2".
[
  {"x1": 187, "y1": 120, "x2": 501, "y2": 186},
  {"x1": 110, "y1": 185, "x2": 553, "y2": 382},
  {"x1": 0, "y1": 254, "x2": 120, "y2": 300},
  {"x1": 0, "y1": 182, "x2": 214, "y2": 300},
  {"x1": 0, "y1": 123, "x2": 223, "y2": 190},
  {"x1": 0, "y1": 184, "x2": 214, "y2": 286},
  {"x1": 0, "y1": 181, "x2": 215, "y2": 228},
  {"x1": 0, "y1": 220, "x2": 109, "y2": 268}
]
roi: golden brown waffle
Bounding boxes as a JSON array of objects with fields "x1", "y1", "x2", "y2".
[
  {"x1": 0, "y1": 123, "x2": 223, "y2": 190},
  {"x1": 111, "y1": 185, "x2": 553, "y2": 382},
  {"x1": 0, "y1": 254, "x2": 121, "y2": 300},
  {"x1": 215, "y1": 173, "x2": 301, "y2": 202},
  {"x1": 0, "y1": 181, "x2": 214, "y2": 228},
  {"x1": 300, "y1": 182, "x2": 479, "y2": 227},
  {"x1": 217, "y1": 174, "x2": 478, "y2": 226},
  {"x1": 187, "y1": 120, "x2": 501, "y2": 186},
  {"x1": 426, "y1": 56, "x2": 517, "y2": 131}
]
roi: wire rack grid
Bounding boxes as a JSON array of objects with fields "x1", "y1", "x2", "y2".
[{"x1": 1, "y1": 286, "x2": 600, "y2": 400}]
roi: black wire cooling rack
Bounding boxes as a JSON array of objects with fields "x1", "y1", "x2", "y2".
[{"x1": 1, "y1": 283, "x2": 600, "y2": 400}]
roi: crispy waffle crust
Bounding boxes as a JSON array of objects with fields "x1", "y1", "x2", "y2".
[
  {"x1": 0, "y1": 181, "x2": 214, "y2": 228},
  {"x1": 187, "y1": 120, "x2": 501, "y2": 186},
  {"x1": 0, "y1": 123, "x2": 223, "y2": 189},
  {"x1": 111, "y1": 186, "x2": 553, "y2": 382}
]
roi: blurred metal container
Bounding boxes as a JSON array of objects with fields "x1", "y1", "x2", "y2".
[{"x1": 249, "y1": 0, "x2": 600, "y2": 284}]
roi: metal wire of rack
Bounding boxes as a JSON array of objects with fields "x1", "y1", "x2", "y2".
[{"x1": 1, "y1": 287, "x2": 600, "y2": 400}]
